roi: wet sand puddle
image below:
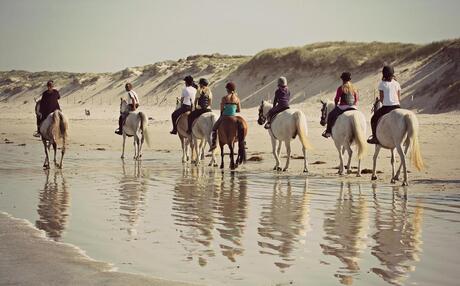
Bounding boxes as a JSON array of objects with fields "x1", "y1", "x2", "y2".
[{"x1": 1, "y1": 144, "x2": 459, "y2": 285}]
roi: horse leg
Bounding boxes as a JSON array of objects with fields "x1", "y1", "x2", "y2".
[
  {"x1": 302, "y1": 146, "x2": 309, "y2": 173},
  {"x1": 271, "y1": 137, "x2": 281, "y2": 171},
  {"x1": 371, "y1": 145, "x2": 381, "y2": 180},
  {"x1": 200, "y1": 139, "x2": 206, "y2": 161},
  {"x1": 185, "y1": 139, "x2": 190, "y2": 162},
  {"x1": 396, "y1": 144, "x2": 408, "y2": 186},
  {"x1": 283, "y1": 140, "x2": 291, "y2": 171},
  {"x1": 335, "y1": 142, "x2": 344, "y2": 175},
  {"x1": 180, "y1": 137, "x2": 187, "y2": 163},
  {"x1": 220, "y1": 144, "x2": 225, "y2": 169},
  {"x1": 133, "y1": 136, "x2": 138, "y2": 160},
  {"x1": 346, "y1": 145, "x2": 353, "y2": 174},
  {"x1": 42, "y1": 140, "x2": 50, "y2": 169},
  {"x1": 230, "y1": 143, "x2": 236, "y2": 170},
  {"x1": 121, "y1": 134, "x2": 126, "y2": 159},
  {"x1": 52, "y1": 142, "x2": 57, "y2": 167},
  {"x1": 138, "y1": 133, "x2": 144, "y2": 159},
  {"x1": 394, "y1": 144, "x2": 409, "y2": 181},
  {"x1": 390, "y1": 149, "x2": 396, "y2": 184},
  {"x1": 59, "y1": 142, "x2": 65, "y2": 169}
]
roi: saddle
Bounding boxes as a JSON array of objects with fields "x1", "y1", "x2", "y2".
[
  {"x1": 270, "y1": 106, "x2": 290, "y2": 122},
  {"x1": 176, "y1": 111, "x2": 191, "y2": 125}
]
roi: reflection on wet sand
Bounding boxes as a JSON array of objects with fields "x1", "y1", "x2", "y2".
[
  {"x1": 371, "y1": 186, "x2": 423, "y2": 286},
  {"x1": 35, "y1": 170, "x2": 70, "y2": 241},
  {"x1": 257, "y1": 178, "x2": 310, "y2": 270},
  {"x1": 172, "y1": 166, "x2": 219, "y2": 266},
  {"x1": 320, "y1": 182, "x2": 368, "y2": 285},
  {"x1": 119, "y1": 160, "x2": 148, "y2": 237},
  {"x1": 215, "y1": 172, "x2": 248, "y2": 262}
]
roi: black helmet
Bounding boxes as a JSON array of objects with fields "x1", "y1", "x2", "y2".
[
  {"x1": 199, "y1": 78, "x2": 209, "y2": 86},
  {"x1": 340, "y1": 72, "x2": 351, "y2": 82},
  {"x1": 382, "y1": 65, "x2": 394, "y2": 79},
  {"x1": 183, "y1": 75, "x2": 194, "y2": 85}
]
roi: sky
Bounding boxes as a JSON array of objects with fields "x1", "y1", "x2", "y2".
[{"x1": 0, "y1": 0, "x2": 459, "y2": 73}]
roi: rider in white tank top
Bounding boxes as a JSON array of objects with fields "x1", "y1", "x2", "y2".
[{"x1": 378, "y1": 79, "x2": 401, "y2": 106}]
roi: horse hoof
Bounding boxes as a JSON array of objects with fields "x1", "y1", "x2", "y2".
[
  {"x1": 371, "y1": 175, "x2": 378, "y2": 181},
  {"x1": 356, "y1": 173, "x2": 362, "y2": 177},
  {"x1": 391, "y1": 179, "x2": 396, "y2": 184},
  {"x1": 121, "y1": 156, "x2": 124, "y2": 159},
  {"x1": 220, "y1": 165, "x2": 224, "y2": 169},
  {"x1": 283, "y1": 168, "x2": 288, "y2": 172},
  {"x1": 303, "y1": 169, "x2": 308, "y2": 173},
  {"x1": 213, "y1": 163, "x2": 218, "y2": 167},
  {"x1": 393, "y1": 176, "x2": 400, "y2": 181},
  {"x1": 347, "y1": 170, "x2": 352, "y2": 174},
  {"x1": 402, "y1": 181, "x2": 409, "y2": 186}
]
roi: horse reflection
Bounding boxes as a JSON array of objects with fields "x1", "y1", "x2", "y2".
[
  {"x1": 215, "y1": 172, "x2": 248, "y2": 262},
  {"x1": 35, "y1": 170, "x2": 70, "y2": 241},
  {"x1": 172, "y1": 166, "x2": 219, "y2": 266},
  {"x1": 118, "y1": 160, "x2": 148, "y2": 237},
  {"x1": 258, "y1": 178, "x2": 310, "y2": 270},
  {"x1": 371, "y1": 186, "x2": 423, "y2": 285},
  {"x1": 320, "y1": 182, "x2": 368, "y2": 285}
]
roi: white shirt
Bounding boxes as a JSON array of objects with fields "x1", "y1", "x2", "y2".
[
  {"x1": 127, "y1": 90, "x2": 139, "y2": 105},
  {"x1": 378, "y1": 80, "x2": 401, "y2": 106},
  {"x1": 181, "y1": 86, "x2": 196, "y2": 106}
]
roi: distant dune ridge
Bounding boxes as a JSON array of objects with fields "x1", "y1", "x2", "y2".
[{"x1": 1, "y1": 40, "x2": 459, "y2": 113}]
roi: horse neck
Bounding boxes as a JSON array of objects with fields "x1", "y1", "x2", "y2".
[
  {"x1": 121, "y1": 101, "x2": 128, "y2": 113},
  {"x1": 263, "y1": 102, "x2": 271, "y2": 116},
  {"x1": 327, "y1": 102, "x2": 335, "y2": 117}
]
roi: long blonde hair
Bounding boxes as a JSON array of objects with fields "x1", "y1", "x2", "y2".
[{"x1": 341, "y1": 81, "x2": 356, "y2": 95}]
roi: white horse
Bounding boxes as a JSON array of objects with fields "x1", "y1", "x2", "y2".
[
  {"x1": 370, "y1": 98, "x2": 424, "y2": 185},
  {"x1": 174, "y1": 98, "x2": 192, "y2": 163},
  {"x1": 190, "y1": 112, "x2": 218, "y2": 167},
  {"x1": 257, "y1": 101, "x2": 312, "y2": 172},
  {"x1": 35, "y1": 100, "x2": 68, "y2": 169},
  {"x1": 320, "y1": 100, "x2": 367, "y2": 176},
  {"x1": 120, "y1": 99, "x2": 150, "y2": 160}
]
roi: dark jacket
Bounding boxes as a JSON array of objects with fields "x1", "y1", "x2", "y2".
[
  {"x1": 274, "y1": 87, "x2": 290, "y2": 107},
  {"x1": 39, "y1": 89, "x2": 61, "y2": 118}
]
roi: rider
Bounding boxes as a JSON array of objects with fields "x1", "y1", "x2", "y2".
[
  {"x1": 264, "y1": 76, "x2": 290, "y2": 129},
  {"x1": 187, "y1": 78, "x2": 212, "y2": 134},
  {"x1": 115, "y1": 83, "x2": 139, "y2": 135},
  {"x1": 322, "y1": 72, "x2": 358, "y2": 138},
  {"x1": 170, "y1": 75, "x2": 196, "y2": 134},
  {"x1": 209, "y1": 82, "x2": 241, "y2": 151},
  {"x1": 367, "y1": 65, "x2": 401, "y2": 144},
  {"x1": 34, "y1": 80, "x2": 61, "y2": 137}
]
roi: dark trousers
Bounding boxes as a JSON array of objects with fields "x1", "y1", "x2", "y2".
[
  {"x1": 267, "y1": 105, "x2": 289, "y2": 122},
  {"x1": 171, "y1": 105, "x2": 191, "y2": 131},
  {"x1": 325, "y1": 107, "x2": 345, "y2": 133},
  {"x1": 118, "y1": 112, "x2": 128, "y2": 130},
  {"x1": 188, "y1": 108, "x2": 210, "y2": 131},
  {"x1": 212, "y1": 116, "x2": 224, "y2": 132},
  {"x1": 371, "y1": 105, "x2": 400, "y2": 136}
]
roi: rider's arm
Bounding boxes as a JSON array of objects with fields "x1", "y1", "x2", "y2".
[
  {"x1": 273, "y1": 90, "x2": 278, "y2": 107},
  {"x1": 236, "y1": 99, "x2": 241, "y2": 113},
  {"x1": 379, "y1": 90, "x2": 384, "y2": 103},
  {"x1": 334, "y1": 87, "x2": 340, "y2": 106}
]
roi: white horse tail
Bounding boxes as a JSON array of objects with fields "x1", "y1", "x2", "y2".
[
  {"x1": 294, "y1": 111, "x2": 313, "y2": 150},
  {"x1": 405, "y1": 113, "x2": 424, "y2": 171},
  {"x1": 139, "y1": 112, "x2": 151, "y2": 147},
  {"x1": 57, "y1": 111, "x2": 68, "y2": 144},
  {"x1": 351, "y1": 114, "x2": 367, "y2": 160}
]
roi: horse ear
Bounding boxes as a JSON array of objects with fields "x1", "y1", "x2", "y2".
[
  {"x1": 120, "y1": 97, "x2": 123, "y2": 102},
  {"x1": 320, "y1": 100, "x2": 325, "y2": 104}
]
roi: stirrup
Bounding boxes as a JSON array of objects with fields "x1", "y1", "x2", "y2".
[
  {"x1": 264, "y1": 123, "x2": 271, "y2": 129},
  {"x1": 322, "y1": 131, "x2": 331, "y2": 138},
  {"x1": 367, "y1": 136, "x2": 379, "y2": 144},
  {"x1": 170, "y1": 130, "x2": 177, "y2": 135},
  {"x1": 33, "y1": 131, "x2": 41, "y2": 138}
]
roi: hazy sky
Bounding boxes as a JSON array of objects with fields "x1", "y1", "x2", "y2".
[{"x1": 1, "y1": 0, "x2": 459, "y2": 72}]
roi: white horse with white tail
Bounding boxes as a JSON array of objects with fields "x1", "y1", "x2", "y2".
[
  {"x1": 35, "y1": 100, "x2": 68, "y2": 169},
  {"x1": 370, "y1": 98, "x2": 424, "y2": 185},
  {"x1": 190, "y1": 112, "x2": 218, "y2": 166},
  {"x1": 320, "y1": 100, "x2": 367, "y2": 176},
  {"x1": 119, "y1": 99, "x2": 150, "y2": 160},
  {"x1": 257, "y1": 101, "x2": 312, "y2": 172}
]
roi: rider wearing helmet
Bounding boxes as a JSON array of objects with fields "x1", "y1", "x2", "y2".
[
  {"x1": 367, "y1": 65, "x2": 401, "y2": 144},
  {"x1": 264, "y1": 76, "x2": 290, "y2": 129},
  {"x1": 115, "y1": 83, "x2": 140, "y2": 135},
  {"x1": 187, "y1": 78, "x2": 213, "y2": 134},
  {"x1": 34, "y1": 80, "x2": 61, "y2": 137},
  {"x1": 322, "y1": 72, "x2": 358, "y2": 138},
  {"x1": 209, "y1": 81, "x2": 241, "y2": 151}
]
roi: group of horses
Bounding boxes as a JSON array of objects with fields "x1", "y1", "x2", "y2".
[{"x1": 35, "y1": 97, "x2": 424, "y2": 186}]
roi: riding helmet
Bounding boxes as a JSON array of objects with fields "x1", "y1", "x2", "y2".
[
  {"x1": 199, "y1": 78, "x2": 209, "y2": 86},
  {"x1": 340, "y1": 72, "x2": 351, "y2": 82}
]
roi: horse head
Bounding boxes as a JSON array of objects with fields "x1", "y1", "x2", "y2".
[
  {"x1": 120, "y1": 98, "x2": 129, "y2": 113},
  {"x1": 371, "y1": 97, "x2": 382, "y2": 114},
  {"x1": 320, "y1": 100, "x2": 328, "y2": 126},
  {"x1": 257, "y1": 100, "x2": 270, "y2": 125}
]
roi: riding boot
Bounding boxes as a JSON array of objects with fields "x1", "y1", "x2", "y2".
[
  {"x1": 367, "y1": 135, "x2": 379, "y2": 144},
  {"x1": 33, "y1": 126, "x2": 41, "y2": 138},
  {"x1": 209, "y1": 131, "x2": 217, "y2": 152},
  {"x1": 115, "y1": 115, "x2": 123, "y2": 135}
]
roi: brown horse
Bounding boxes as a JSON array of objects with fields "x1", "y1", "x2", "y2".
[{"x1": 218, "y1": 116, "x2": 248, "y2": 170}]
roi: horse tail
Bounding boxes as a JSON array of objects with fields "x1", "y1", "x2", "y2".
[
  {"x1": 351, "y1": 113, "x2": 367, "y2": 160},
  {"x1": 405, "y1": 113, "x2": 424, "y2": 171},
  {"x1": 294, "y1": 111, "x2": 313, "y2": 150},
  {"x1": 139, "y1": 112, "x2": 151, "y2": 147},
  {"x1": 57, "y1": 111, "x2": 68, "y2": 144},
  {"x1": 237, "y1": 119, "x2": 247, "y2": 164}
]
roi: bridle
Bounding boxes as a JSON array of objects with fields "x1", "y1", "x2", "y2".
[{"x1": 257, "y1": 103, "x2": 266, "y2": 125}]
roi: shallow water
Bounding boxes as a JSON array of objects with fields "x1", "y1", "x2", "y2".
[{"x1": 1, "y1": 144, "x2": 459, "y2": 285}]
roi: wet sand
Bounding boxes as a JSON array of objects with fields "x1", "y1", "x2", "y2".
[{"x1": 1, "y1": 105, "x2": 460, "y2": 285}]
